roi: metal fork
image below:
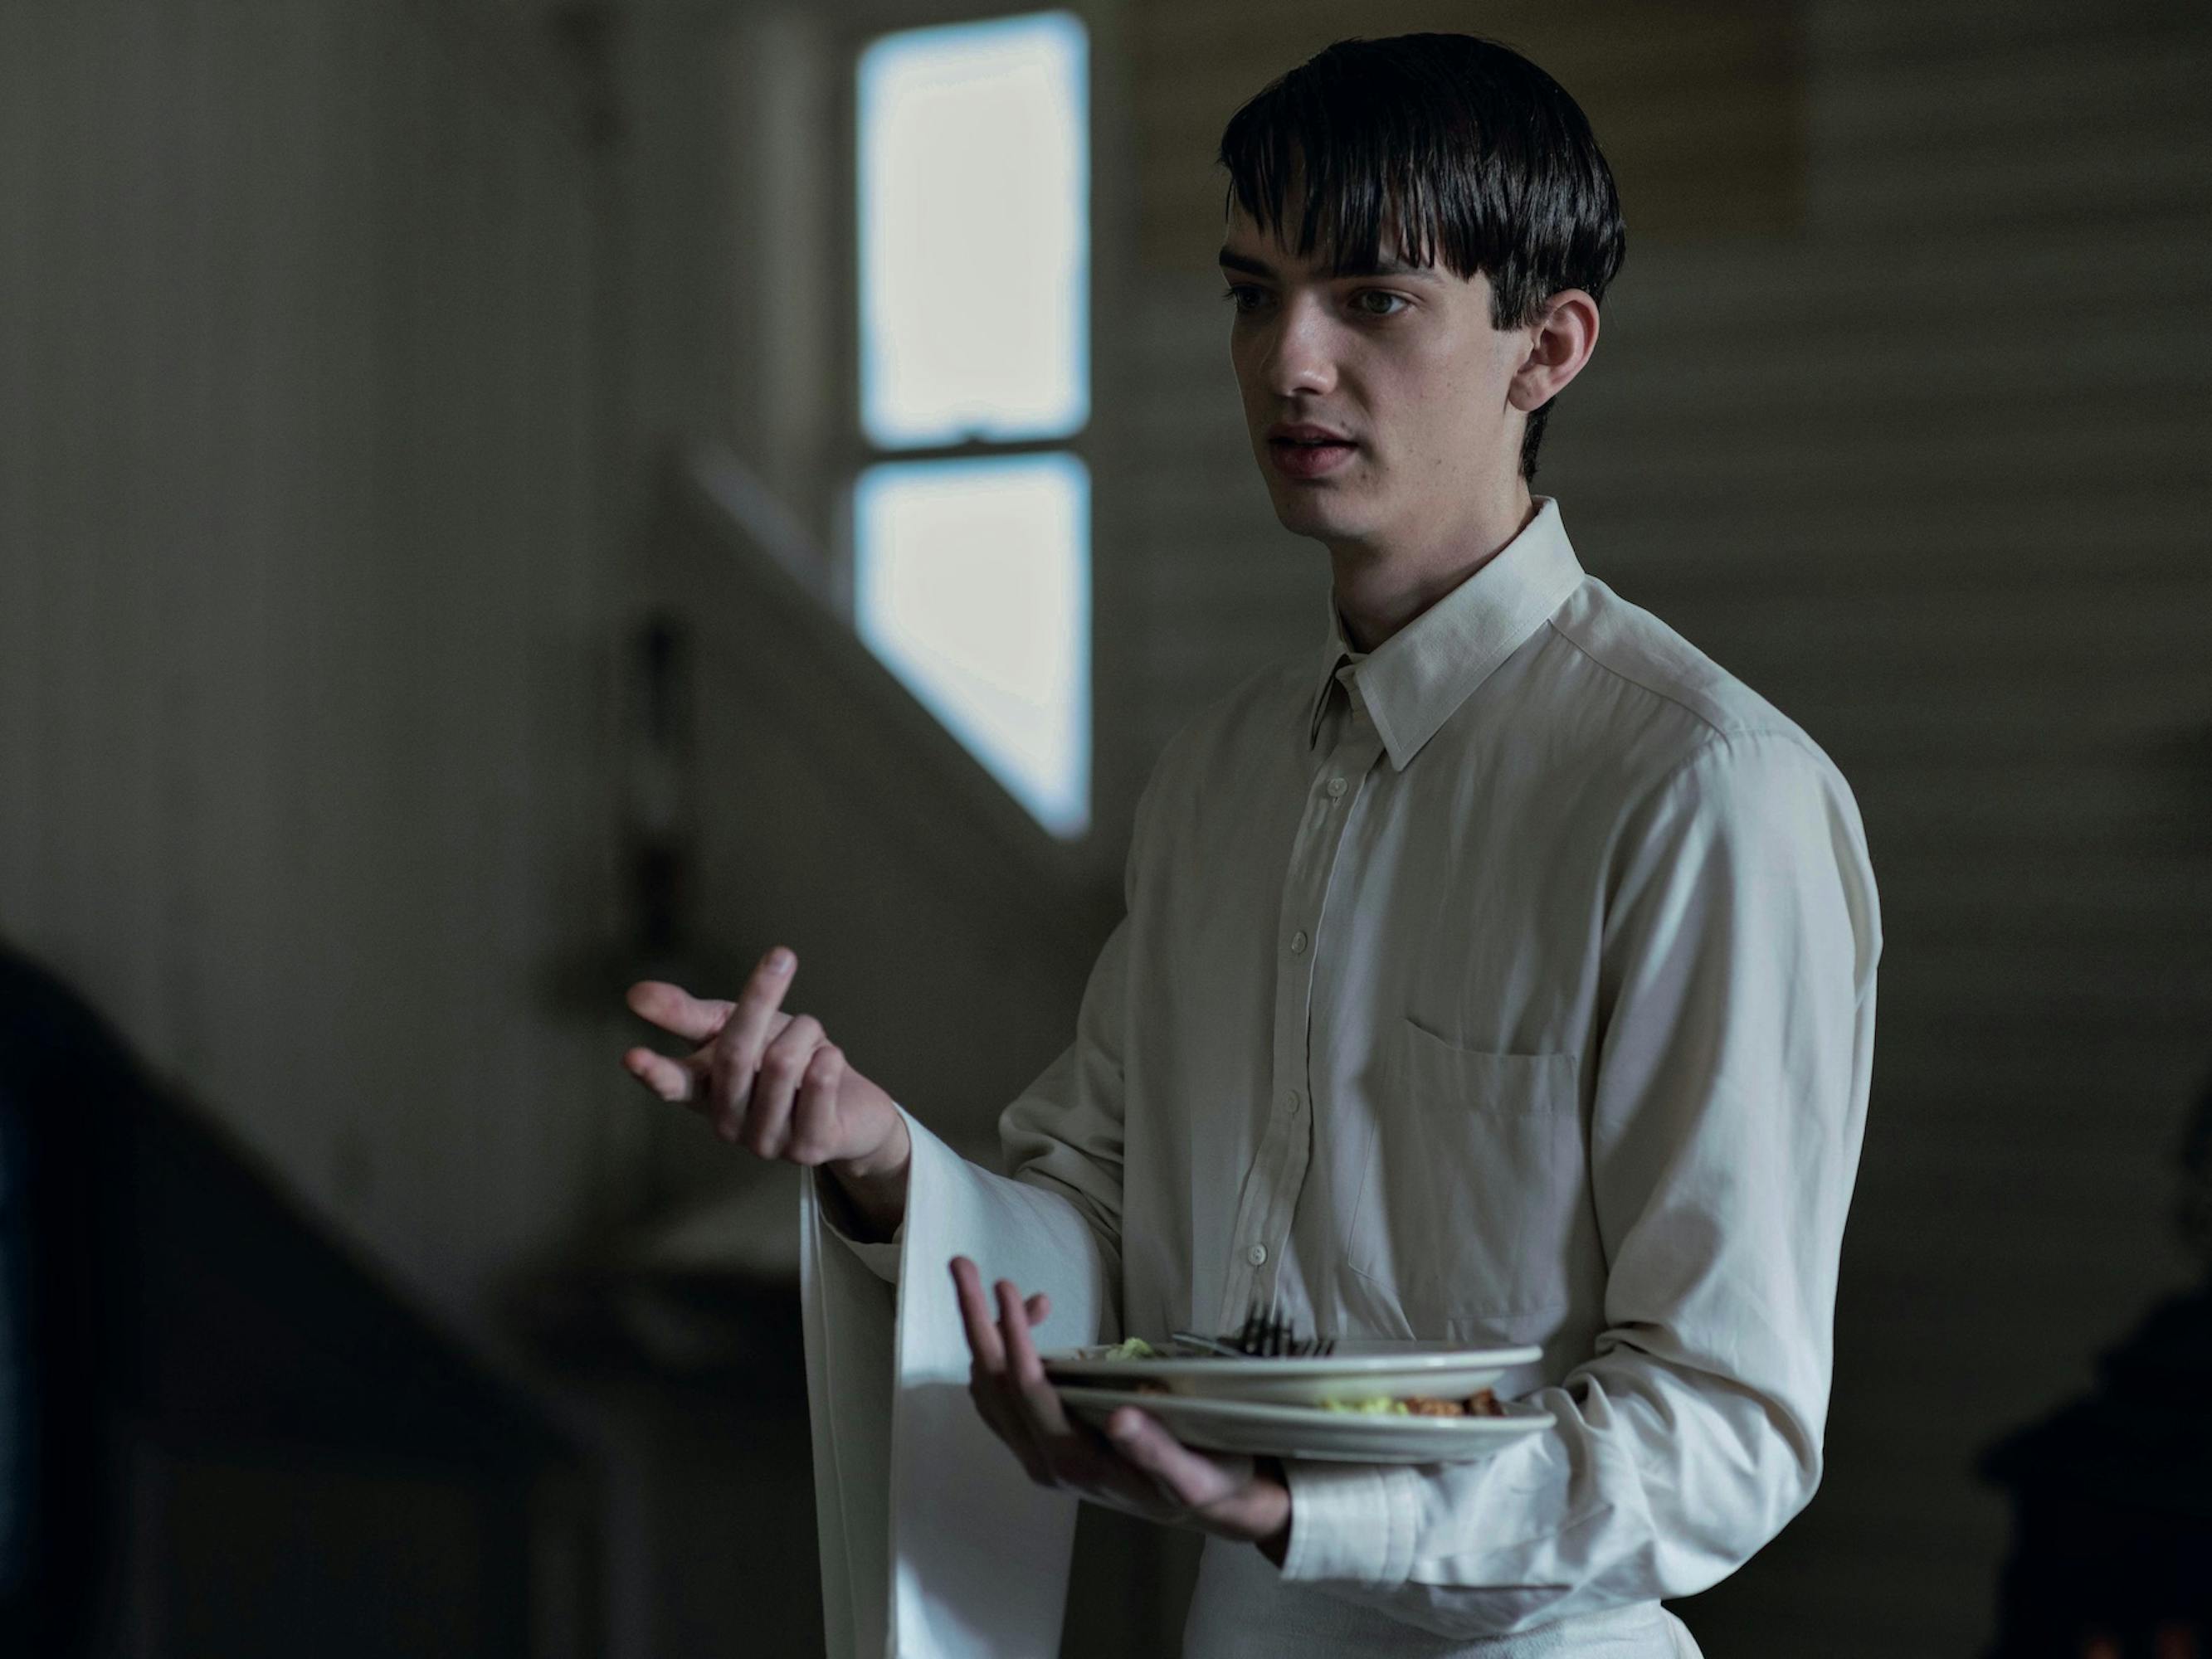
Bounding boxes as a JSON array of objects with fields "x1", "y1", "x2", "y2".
[{"x1": 1233, "y1": 1294, "x2": 1337, "y2": 1358}]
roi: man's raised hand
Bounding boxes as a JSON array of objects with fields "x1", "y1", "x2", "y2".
[{"x1": 622, "y1": 947, "x2": 906, "y2": 1180}]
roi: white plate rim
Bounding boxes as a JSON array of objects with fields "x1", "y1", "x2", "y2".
[
  {"x1": 1040, "y1": 1342, "x2": 1542, "y2": 1383},
  {"x1": 1053, "y1": 1385, "x2": 1554, "y2": 1433}
]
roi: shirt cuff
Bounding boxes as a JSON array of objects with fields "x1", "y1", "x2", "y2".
[
  {"x1": 1276, "y1": 1459, "x2": 1422, "y2": 1587},
  {"x1": 813, "y1": 1165, "x2": 906, "y2": 1283}
]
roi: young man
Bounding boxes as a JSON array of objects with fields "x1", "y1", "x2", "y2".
[{"x1": 624, "y1": 34, "x2": 1878, "y2": 1658}]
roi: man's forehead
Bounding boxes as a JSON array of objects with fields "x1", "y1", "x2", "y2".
[
  {"x1": 1219, "y1": 197, "x2": 1440, "y2": 281},
  {"x1": 1218, "y1": 232, "x2": 1444, "y2": 283}
]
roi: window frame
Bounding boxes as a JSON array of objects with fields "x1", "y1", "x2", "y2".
[{"x1": 830, "y1": 2, "x2": 1103, "y2": 847}]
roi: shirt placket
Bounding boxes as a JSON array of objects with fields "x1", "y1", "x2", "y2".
[{"x1": 1219, "y1": 671, "x2": 1387, "y2": 1331}]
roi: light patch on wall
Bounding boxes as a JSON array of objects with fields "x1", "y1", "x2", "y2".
[
  {"x1": 858, "y1": 12, "x2": 1089, "y2": 445},
  {"x1": 854, "y1": 455, "x2": 1092, "y2": 838}
]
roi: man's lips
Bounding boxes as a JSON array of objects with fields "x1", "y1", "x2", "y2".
[{"x1": 1268, "y1": 435, "x2": 1357, "y2": 478}]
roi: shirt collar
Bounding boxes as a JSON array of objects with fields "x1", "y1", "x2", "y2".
[{"x1": 1304, "y1": 495, "x2": 1586, "y2": 770}]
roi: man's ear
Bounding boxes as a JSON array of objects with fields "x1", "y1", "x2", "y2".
[{"x1": 1506, "y1": 289, "x2": 1601, "y2": 414}]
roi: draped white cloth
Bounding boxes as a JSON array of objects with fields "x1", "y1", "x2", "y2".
[{"x1": 801, "y1": 1105, "x2": 1117, "y2": 1659}]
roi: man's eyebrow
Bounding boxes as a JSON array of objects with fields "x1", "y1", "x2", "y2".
[
  {"x1": 1328, "y1": 252, "x2": 1440, "y2": 280},
  {"x1": 1217, "y1": 247, "x2": 1440, "y2": 281}
]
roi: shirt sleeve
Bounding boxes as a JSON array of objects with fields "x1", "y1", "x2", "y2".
[
  {"x1": 813, "y1": 1165, "x2": 906, "y2": 1282},
  {"x1": 1273, "y1": 729, "x2": 1883, "y2": 1637}
]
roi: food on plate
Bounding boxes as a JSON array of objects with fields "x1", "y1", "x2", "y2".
[
  {"x1": 1067, "y1": 1342, "x2": 1510, "y2": 1418},
  {"x1": 1099, "y1": 1337, "x2": 1163, "y2": 1360},
  {"x1": 1319, "y1": 1389, "x2": 1503, "y2": 1418}
]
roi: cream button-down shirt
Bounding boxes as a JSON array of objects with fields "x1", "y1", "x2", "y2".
[{"x1": 803, "y1": 495, "x2": 1880, "y2": 1657}]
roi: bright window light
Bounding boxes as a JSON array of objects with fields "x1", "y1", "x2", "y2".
[
  {"x1": 858, "y1": 12, "x2": 1089, "y2": 446},
  {"x1": 854, "y1": 455, "x2": 1089, "y2": 837}
]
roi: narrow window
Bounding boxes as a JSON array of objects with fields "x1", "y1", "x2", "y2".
[{"x1": 853, "y1": 11, "x2": 1089, "y2": 838}]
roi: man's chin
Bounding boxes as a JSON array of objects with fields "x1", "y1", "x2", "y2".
[{"x1": 1268, "y1": 490, "x2": 1365, "y2": 540}]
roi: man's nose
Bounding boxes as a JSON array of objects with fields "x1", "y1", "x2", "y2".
[{"x1": 1259, "y1": 296, "x2": 1337, "y2": 396}]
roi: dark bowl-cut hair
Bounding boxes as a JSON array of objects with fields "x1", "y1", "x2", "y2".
[{"x1": 1216, "y1": 33, "x2": 1626, "y2": 483}]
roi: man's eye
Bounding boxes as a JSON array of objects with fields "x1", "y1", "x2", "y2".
[
  {"x1": 1354, "y1": 290, "x2": 1408, "y2": 317},
  {"x1": 1220, "y1": 285, "x2": 1264, "y2": 313}
]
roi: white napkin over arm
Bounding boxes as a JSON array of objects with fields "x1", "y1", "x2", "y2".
[{"x1": 801, "y1": 1101, "x2": 1122, "y2": 1657}]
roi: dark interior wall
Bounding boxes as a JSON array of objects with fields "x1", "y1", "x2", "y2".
[
  {"x1": 0, "y1": 945, "x2": 596, "y2": 1657},
  {"x1": 0, "y1": 0, "x2": 640, "y2": 1321}
]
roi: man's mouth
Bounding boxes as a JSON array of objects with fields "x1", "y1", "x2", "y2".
[{"x1": 1268, "y1": 435, "x2": 1357, "y2": 479}]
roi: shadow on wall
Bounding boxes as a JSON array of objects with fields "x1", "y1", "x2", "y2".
[
  {"x1": 0, "y1": 941, "x2": 597, "y2": 1659},
  {"x1": 1976, "y1": 1064, "x2": 2212, "y2": 1657}
]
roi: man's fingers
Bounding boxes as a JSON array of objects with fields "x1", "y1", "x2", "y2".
[
  {"x1": 785, "y1": 1044, "x2": 847, "y2": 1164},
  {"x1": 625, "y1": 980, "x2": 737, "y2": 1044},
  {"x1": 706, "y1": 948, "x2": 798, "y2": 1124},
  {"x1": 623, "y1": 979, "x2": 754, "y2": 1123},
  {"x1": 741, "y1": 1014, "x2": 821, "y2": 1154},
  {"x1": 951, "y1": 1259, "x2": 1060, "y2": 1479},
  {"x1": 944, "y1": 1266, "x2": 1264, "y2": 1524},
  {"x1": 1002, "y1": 1277, "x2": 1115, "y2": 1489},
  {"x1": 951, "y1": 1258, "x2": 1006, "y2": 1372},
  {"x1": 997, "y1": 1280, "x2": 1055, "y2": 1391},
  {"x1": 622, "y1": 1046, "x2": 700, "y2": 1104},
  {"x1": 992, "y1": 1277, "x2": 1070, "y2": 1483},
  {"x1": 1105, "y1": 1408, "x2": 1240, "y2": 1510}
]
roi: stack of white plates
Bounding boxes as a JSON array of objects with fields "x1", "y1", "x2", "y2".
[{"x1": 1040, "y1": 1340, "x2": 1553, "y2": 1463}]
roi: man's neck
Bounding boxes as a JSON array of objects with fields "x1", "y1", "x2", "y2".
[{"x1": 1328, "y1": 482, "x2": 1537, "y2": 653}]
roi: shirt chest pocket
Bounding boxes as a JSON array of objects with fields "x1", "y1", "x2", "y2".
[{"x1": 1343, "y1": 1019, "x2": 1586, "y2": 1330}]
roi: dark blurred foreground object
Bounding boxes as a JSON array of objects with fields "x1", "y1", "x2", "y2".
[
  {"x1": 1978, "y1": 1068, "x2": 2212, "y2": 1657},
  {"x1": 0, "y1": 942, "x2": 599, "y2": 1658}
]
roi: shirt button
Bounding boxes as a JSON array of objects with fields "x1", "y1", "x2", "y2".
[
  {"x1": 1245, "y1": 1243, "x2": 1269, "y2": 1267},
  {"x1": 1327, "y1": 776, "x2": 1347, "y2": 798},
  {"x1": 1284, "y1": 1089, "x2": 1303, "y2": 1112},
  {"x1": 1289, "y1": 931, "x2": 1308, "y2": 955}
]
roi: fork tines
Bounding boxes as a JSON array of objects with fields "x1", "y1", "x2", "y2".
[{"x1": 1236, "y1": 1298, "x2": 1336, "y2": 1358}]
